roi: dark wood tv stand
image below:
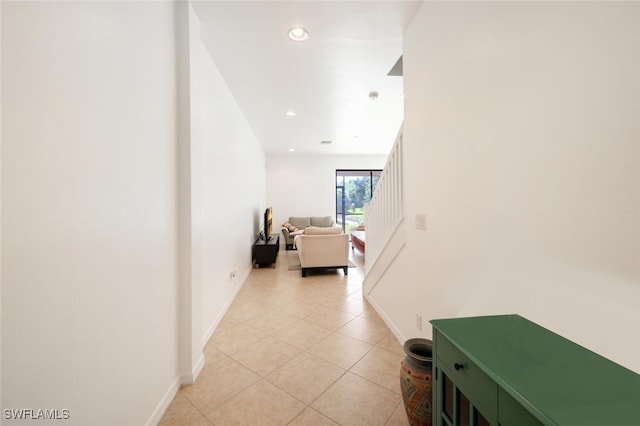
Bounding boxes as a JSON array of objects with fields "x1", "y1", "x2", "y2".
[{"x1": 253, "y1": 234, "x2": 279, "y2": 267}]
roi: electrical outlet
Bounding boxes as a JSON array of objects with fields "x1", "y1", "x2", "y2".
[
  {"x1": 416, "y1": 214, "x2": 427, "y2": 231},
  {"x1": 416, "y1": 314, "x2": 423, "y2": 331},
  {"x1": 229, "y1": 271, "x2": 236, "y2": 280}
]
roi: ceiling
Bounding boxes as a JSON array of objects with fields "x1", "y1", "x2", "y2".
[{"x1": 192, "y1": 1, "x2": 422, "y2": 155}]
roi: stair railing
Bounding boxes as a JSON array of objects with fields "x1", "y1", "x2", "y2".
[{"x1": 363, "y1": 126, "x2": 404, "y2": 276}]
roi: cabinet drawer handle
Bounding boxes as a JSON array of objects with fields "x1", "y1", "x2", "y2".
[{"x1": 454, "y1": 362, "x2": 464, "y2": 371}]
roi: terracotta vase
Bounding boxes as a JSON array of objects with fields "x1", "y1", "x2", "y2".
[{"x1": 400, "y1": 338, "x2": 433, "y2": 426}]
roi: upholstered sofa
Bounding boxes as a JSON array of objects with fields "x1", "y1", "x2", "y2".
[
  {"x1": 281, "y1": 216, "x2": 336, "y2": 250},
  {"x1": 293, "y1": 227, "x2": 349, "y2": 277}
]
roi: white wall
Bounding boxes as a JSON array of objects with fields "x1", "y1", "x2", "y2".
[
  {"x1": 266, "y1": 154, "x2": 387, "y2": 238},
  {"x1": 195, "y1": 37, "x2": 267, "y2": 345},
  {"x1": 0, "y1": 1, "x2": 3, "y2": 411},
  {"x1": 175, "y1": 0, "x2": 201, "y2": 386},
  {"x1": 2, "y1": 2, "x2": 180, "y2": 424},
  {"x1": 371, "y1": 1, "x2": 640, "y2": 373}
]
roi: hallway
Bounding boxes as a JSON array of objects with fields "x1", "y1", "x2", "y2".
[{"x1": 160, "y1": 248, "x2": 409, "y2": 425}]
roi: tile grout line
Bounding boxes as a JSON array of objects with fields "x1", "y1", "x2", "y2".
[{"x1": 162, "y1": 247, "x2": 407, "y2": 425}]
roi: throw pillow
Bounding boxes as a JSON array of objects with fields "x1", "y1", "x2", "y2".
[{"x1": 282, "y1": 222, "x2": 299, "y2": 232}]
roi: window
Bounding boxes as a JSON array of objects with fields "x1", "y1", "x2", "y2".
[{"x1": 335, "y1": 169, "x2": 382, "y2": 233}]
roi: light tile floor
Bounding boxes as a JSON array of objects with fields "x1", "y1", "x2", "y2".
[{"x1": 160, "y1": 248, "x2": 410, "y2": 426}]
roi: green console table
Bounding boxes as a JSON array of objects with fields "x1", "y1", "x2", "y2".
[{"x1": 430, "y1": 314, "x2": 640, "y2": 426}]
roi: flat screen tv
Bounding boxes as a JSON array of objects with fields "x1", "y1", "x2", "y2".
[{"x1": 264, "y1": 207, "x2": 273, "y2": 240}]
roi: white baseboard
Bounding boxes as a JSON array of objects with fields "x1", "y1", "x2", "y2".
[
  {"x1": 366, "y1": 293, "x2": 407, "y2": 345},
  {"x1": 180, "y1": 353, "x2": 205, "y2": 385},
  {"x1": 201, "y1": 263, "x2": 252, "y2": 346},
  {"x1": 147, "y1": 264, "x2": 252, "y2": 425},
  {"x1": 145, "y1": 376, "x2": 180, "y2": 426}
]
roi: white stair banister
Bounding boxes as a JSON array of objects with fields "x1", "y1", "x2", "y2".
[{"x1": 363, "y1": 126, "x2": 405, "y2": 277}]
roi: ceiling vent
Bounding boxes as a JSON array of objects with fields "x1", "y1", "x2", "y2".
[{"x1": 320, "y1": 140, "x2": 333, "y2": 144}]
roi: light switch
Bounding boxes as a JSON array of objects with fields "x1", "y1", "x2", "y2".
[{"x1": 416, "y1": 214, "x2": 427, "y2": 231}]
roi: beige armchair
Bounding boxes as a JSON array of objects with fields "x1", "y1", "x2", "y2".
[{"x1": 293, "y1": 227, "x2": 349, "y2": 277}]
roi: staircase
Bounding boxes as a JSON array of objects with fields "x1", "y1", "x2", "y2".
[{"x1": 362, "y1": 126, "x2": 406, "y2": 294}]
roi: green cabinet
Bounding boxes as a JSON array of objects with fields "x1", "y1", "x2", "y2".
[
  {"x1": 431, "y1": 315, "x2": 640, "y2": 426},
  {"x1": 436, "y1": 330, "x2": 497, "y2": 425}
]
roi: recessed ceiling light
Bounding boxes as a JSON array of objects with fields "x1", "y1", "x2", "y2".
[
  {"x1": 288, "y1": 27, "x2": 309, "y2": 42},
  {"x1": 288, "y1": 148, "x2": 295, "y2": 152},
  {"x1": 285, "y1": 111, "x2": 297, "y2": 116}
]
